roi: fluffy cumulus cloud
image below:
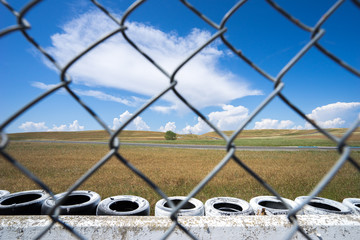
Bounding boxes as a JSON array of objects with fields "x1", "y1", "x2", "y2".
[
  {"x1": 208, "y1": 105, "x2": 249, "y2": 130},
  {"x1": 19, "y1": 120, "x2": 84, "y2": 132},
  {"x1": 45, "y1": 11, "x2": 261, "y2": 112},
  {"x1": 308, "y1": 117, "x2": 345, "y2": 129},
  {"x1": 19, "y1": 122, "x2": 49, "y2": 132},
  {"x1": 159, "y1": 122, "x2": 176, "y2": 132},
  {"x1": 182, "y1": 117, "x2": 209, "y2": 135},
  {"x1": 304, "y1": 102, "x2": 360, "y2": 129},
  {"x1": 112, "y1": 111, "x2": 150, "y2": 131},
  {"x1": 253, "y1": 102, "x2": 360, "y2": 130},
  {"x1": 181, "y1": 101, "x2": 359, "y2": 134},
  {"x1": 182, "y1": 104, "x2": 249, "y2": 134},
  {"x1": 51, "y1": 120, "x2": 85, "y2": 131},
  {"x1": 254, "y1": 119, "x2": 295, "y2": 129}
]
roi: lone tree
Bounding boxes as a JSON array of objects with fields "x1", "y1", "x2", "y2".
[{"x1": 164, "y1": 130, "x2": 177, "y2": 140}]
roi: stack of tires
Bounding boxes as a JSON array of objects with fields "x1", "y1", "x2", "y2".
[
  {"x1": 0, "y1": 190, "x2": 359, "y2": 217},
  {"x1": 155, "y1": 196, "x2": 255, "y2": 217},
  {"x1": 0, "y1": 190, "x2": 151, "y2": 216}
]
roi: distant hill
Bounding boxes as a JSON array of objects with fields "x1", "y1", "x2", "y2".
[
  {"x1": 7, "y1": 128, "x2": 360, "y2": 146},
  {"x1": 8, "y1": 130, "x2": 203, "y2": 142},
  {"x1": 203, "y1": 128, "x2": 359, "y2": 139}
]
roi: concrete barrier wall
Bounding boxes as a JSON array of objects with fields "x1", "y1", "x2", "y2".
[{"x1": 1, "y1": 215, "x2": 359, "y2": 239}]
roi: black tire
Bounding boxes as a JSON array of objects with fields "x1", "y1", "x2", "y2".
[
  {"x1": 249, "y1": 196, "x2": 298, "y2": 215},
  {"x1": 205, "y1": 197, "x2": 254, "y2": 216},
  {"x1": 96, "y1": 195, "x2": 150, "y2": 216},
  {"x1": 155, "y1": 196, "x2": 204, "y2": 216},
  {"x1": 342, "y1": 198, "x2": 360, "y2": 215},
  {"x1": 0, "y1": 190, "x2": 50, "y2": 215},
  {"x1": 0, "y1": 190, "x2": 10, "y2": 199},
  {"x1": 295, "y1": 196, "x2": 353, "y2": 215},
  {"x1": 41, "y1": 190, "x2": 100, "y2": 215}
]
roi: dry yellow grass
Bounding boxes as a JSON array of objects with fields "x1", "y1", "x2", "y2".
[{"x1": 1, "y1": 142, "x2": 359, "y2": 215}]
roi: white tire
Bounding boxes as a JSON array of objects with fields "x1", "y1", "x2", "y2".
[
  {"x1": 96, "y1": 195, "x2": 150, "y2": 216},
  {"x1": 205, "y1": 197, "x2": 253, "y2": 216},
  {"x1": 342, "y1": 198, "x2": 360, "y2": 215},
  {"x1": 249, "y1": 196, "x2": 298, "y2": 215},
  {"x1": 295, "y1": 196, "x2": 353, "y2": 215},
  {"x1": 155, "y1": 196, "x2": 204, "y2": 216},
  {"x1": 0, "y1": 190, "x2": 10, "y2": 199}
]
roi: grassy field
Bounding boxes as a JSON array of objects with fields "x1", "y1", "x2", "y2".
[
  {"x1": 8, "y1": 128, "x2": 360, "y2": 146},
  {"x1": 1, "y1": 140, "x2": 359, "y2": 215}
]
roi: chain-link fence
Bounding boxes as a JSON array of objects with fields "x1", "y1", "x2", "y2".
[{"x1": 1, "y1": 0, "x2": 359, "y2": 239}]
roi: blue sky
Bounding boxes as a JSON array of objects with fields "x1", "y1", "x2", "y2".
[{"x1": 1, "y1": 0, "x2": 359, "y2": 134}]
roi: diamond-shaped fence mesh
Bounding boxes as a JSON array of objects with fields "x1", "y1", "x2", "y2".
[{"x1": 0, "y1": 0, "x2": 359, "y2": 239}]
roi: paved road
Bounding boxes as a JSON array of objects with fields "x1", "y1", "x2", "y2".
[{"x1": 13, "y1": 140, "x2": 360, "y2": 151}]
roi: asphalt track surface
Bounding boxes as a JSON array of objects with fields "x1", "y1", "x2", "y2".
[{"x1": 13, "y1": 140, "x2": 360, "y2": 151}]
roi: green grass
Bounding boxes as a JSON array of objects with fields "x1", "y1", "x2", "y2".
[{"x1": 1, "y1": 141, "x2": 359, "y2": 215}]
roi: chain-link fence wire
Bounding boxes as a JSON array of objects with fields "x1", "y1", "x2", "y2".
[{"x1": 0, "y1": 0, "x2": 359, "y2": 239}]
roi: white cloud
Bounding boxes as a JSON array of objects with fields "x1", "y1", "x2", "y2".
[
  {"x1": 306, "y1": 117, "x2": 345, "y2": 129},
  {"x1": 182, "y1": 117, "x2": 210, "y2": 135},
  {"x1": 254, "y1": 119, "x2": 295, "y2": 129},
  {"x1": 46, "y1": 11, "x2": 261, "y2": 113},
  {"x1": 182, "y1": 104, "x2": 249, "y2": 134},
  {"x1": 50, "y1": 120, "x2": 85, "y2": 131},
  {"x1": 151, "y1": 105, "x2": 178, "y2": 114},
  {"x1": 159, "y1": 122, "x2": 176, "y2": 132},
  {"x1": 181, "y1": 101, "x2": 360, "y2": 134},
  {"x1": 19, "y1": 122, "x2": 49, "y2": 132},
  {"x1": 208, "y1": 105, "x2": 249, "y2": 130},
  {"x1": 68, "y1": 120, "x2": 85, "y2": 131},
  {"x1": 32, "y1": 81, "x2": 144, "y2": 106},
  {"x1": 50, "y1": 124, "x2": 66, "y2": 131},
  {"x1": 74, "y1": 89, "x2": 132, "y2": 106},
  {"x1": 31, "y1": 81, "x2": 58, "y2": 90},
  {"x1": 18, "y1": 120, "x2": 84, "y2": 132},
  {"x1": 253, "y1": 102, "x2": 360, "y2": 130},
  {"x1": 305, "y1": 102, "x2": 360, "y2": 129},
  {"x1": 132, "y1": 116, "x2": 151, "y2": 131},
  {"x1": 112, "y1": 111, "x2": 150, "y2": 131}
]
